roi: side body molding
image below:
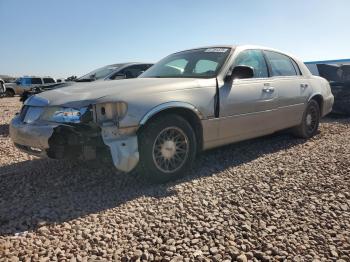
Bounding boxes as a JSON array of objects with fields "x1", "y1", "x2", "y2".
[{"x1": 139, "y1": 101, "x2": 204, "y2": 126}]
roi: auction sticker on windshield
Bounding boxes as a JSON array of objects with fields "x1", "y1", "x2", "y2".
[{"x1": 205, "y1": 48, "x2": 229, "y2": 53}]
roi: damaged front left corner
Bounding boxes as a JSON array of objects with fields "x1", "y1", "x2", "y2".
[
  {"x1": 93, "y1": 102, "x2": 139, "y2": 172},
  {"x1": 100, "y1": 123, "x2": 139, "y2": 172}
]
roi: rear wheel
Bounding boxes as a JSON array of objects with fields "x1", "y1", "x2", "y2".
[
  {"x1": 137, "y1": 114, "x2": 197, "y2": 183},
  {"x1": 6, "y1": 89, "x2": 15, "y2": 97},
  {"x1": 292, "y1": 100, "x2": 320, "y2": 138}
]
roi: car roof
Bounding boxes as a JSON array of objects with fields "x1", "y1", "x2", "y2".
[
  {"x1": 176, "y1": 45, "x2": 304, "y2": 66},
  {"x1": 172, "y1": 44, "x2": 296, "y2": 57}
]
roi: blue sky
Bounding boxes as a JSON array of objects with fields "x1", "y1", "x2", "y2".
[{"x1": 0, "y1": 0, "x2": 349, "y2": 78}]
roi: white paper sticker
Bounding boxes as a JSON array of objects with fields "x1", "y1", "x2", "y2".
[{"x1": 204, "y1": 48, "x2": 229, "y2": 53}]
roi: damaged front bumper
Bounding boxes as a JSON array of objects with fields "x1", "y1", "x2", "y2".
[
  {"x1": 10, "y1": 116, "x2": 57, "y2": 157},
  {"x1": 9, "y1": 115, "x2": 140, "y2": 172}
]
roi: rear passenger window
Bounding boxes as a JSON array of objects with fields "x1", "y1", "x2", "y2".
[
  {"x1": 31, "y1": 78, "x2": 43, "y2": 84},
  {"x1": 43, "y1": 78, "x2": 55, "y2": 84},
  {"x1": 233, "y1": 50, "x2": 268, "y2": 78},
  {"x1": 264, "y1": 51, "x2": 297, "y2": 76}
]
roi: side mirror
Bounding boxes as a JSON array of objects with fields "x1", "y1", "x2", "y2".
[{"x1": 225, "y1": 66, "x2": 254, "y2": 82}]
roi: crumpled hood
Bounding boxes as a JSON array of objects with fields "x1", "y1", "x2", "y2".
[{"x1": 27, "y1": 78, "x2": 205, "y2": 108}]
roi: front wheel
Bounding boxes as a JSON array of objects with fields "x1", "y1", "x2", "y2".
[
  {"x1": 137, "y1": 114, "x2": 197, "y2": 183},
  {"x1": 292, "y1": 100, "x2": 320, "y2": 138}
]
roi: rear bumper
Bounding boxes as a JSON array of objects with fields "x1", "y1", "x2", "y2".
[{"x1": 322, "y1": 94, "x2": 334, "y2": 117}]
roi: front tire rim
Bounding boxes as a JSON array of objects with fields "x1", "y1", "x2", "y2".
[
  {"x1": 152, "y1": 127, "x2": 189, "y2": 173},
  {"x1": 306, "y1": 106, "x2": 318, "y2": 133}
]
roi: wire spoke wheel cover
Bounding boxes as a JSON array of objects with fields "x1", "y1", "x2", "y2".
[
  {"x1": 306, "y1": 106, "x2": 318, "y2": 134},
  {"x1": 152, "y1": 127, "x2": 189, "y2": 173}
]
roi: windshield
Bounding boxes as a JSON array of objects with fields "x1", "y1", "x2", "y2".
[
  {"x1": 140, "y1": 47, "x2": 231, "y2": 78},
  {"x1": 76, "y1": 65, "x2": 121, "y2": 82}
]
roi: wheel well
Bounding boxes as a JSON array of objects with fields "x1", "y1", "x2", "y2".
[
  {"x1": 138, "y1": 108, "x2": 204, "y2": 152},
  {"x1": 310, "y1": 95, "x2": 323, "y2": 115}
]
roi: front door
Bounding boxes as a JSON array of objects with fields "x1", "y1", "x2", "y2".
[{"x1": 219, "y1": 49, "x2": 279, "y2": 142}]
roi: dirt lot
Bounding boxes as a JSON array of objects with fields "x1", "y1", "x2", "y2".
[{"x1": 0, "y1": 97, "x2": 349, "y2": 261}]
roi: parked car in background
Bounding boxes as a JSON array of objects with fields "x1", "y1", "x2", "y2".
[
  {"x1": 10, "y1": 45, "x2": 333, "y2": 183},
  {"x1": 0, "y1": 78, "x2": 6, "y2": 97},
  {"x1": 306, "y1": 62, "x2": 350, "y2": 115},
  {"x1": 5, "y1": 76, "x2": 57, "y2": 97},
  {"x1": 75, "y1": 62, "x2": 153, "y2": 82},
  {"x1": 20, "y1": 62, "x2": 154, "y2": 102}
]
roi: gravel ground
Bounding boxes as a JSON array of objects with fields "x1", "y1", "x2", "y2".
[{"x1": 0, "y1": 97, "x2": 349, "y2": 262}]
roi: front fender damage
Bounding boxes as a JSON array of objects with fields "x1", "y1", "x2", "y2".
[{"x1": 100, "y1": 125, "x2": 139, "y2": 172}]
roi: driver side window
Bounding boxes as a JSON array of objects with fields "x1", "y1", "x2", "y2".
[{"x1": 233, "y1": 50, "x2": 268, "y2": 78}]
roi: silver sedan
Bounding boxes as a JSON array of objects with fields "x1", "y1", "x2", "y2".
[{"x1": 10, "y1": 45, "x2": 334, "y2": 183}]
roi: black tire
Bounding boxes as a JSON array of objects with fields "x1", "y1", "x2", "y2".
[
  {"x1": 137, "y1": 114, "x2": 197, "y2": 183},
  {"x1": 0, "y1": 82, "x2": 5, "y2": 96},
  {"x1": 292, "y1": 100, "x2": 320, "y2": 138},
  {"x1": 6, "y1": 89, "x2": 15, "y2": 97}
]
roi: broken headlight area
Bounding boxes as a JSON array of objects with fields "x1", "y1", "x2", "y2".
[
  {"x1": 19, "y1": 105, "x2": 93, "y2": 124},
  {"x1": 92, "y1": 102, "x2": 128, "y2": 126},
  {"x1": 40, "y1": 106, "x2": 92, "y2": 124}
]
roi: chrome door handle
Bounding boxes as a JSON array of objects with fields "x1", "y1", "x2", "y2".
[
  {"x1": 262, "y1": 87, "x2": 275, "y2": 93},
  {"x1": 300, "y1": 83, "x2": 309, "y2": 88}
]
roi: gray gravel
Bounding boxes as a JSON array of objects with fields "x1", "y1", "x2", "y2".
[{"x1": 0, "y1": 97, "x2": 350, "y2": 261}]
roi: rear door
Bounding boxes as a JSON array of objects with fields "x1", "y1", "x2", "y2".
[
  {"x1": 219, "y1": 49, "x2": 279, "y2": 141},
  {"x1": 264, "y1": 51, "x2": 310, "y2": 128}
]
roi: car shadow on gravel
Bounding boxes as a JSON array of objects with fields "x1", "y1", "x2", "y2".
[
  {"x1": 0, "y1": 132, "x2": 308, "y2": 236},
  {"x1": 0, "y1": 124, "x2": 9, "y2": 136}
]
